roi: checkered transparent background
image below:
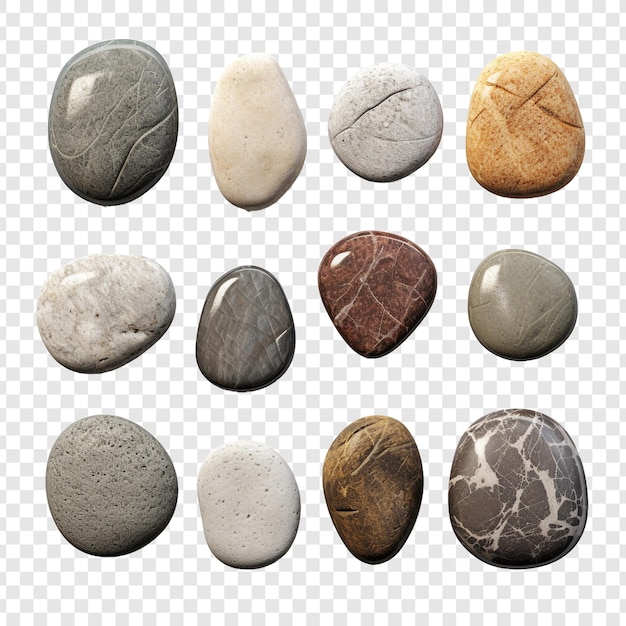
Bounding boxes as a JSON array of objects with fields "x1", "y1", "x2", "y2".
[{"x1": 0, "y1": 1, "x2": 624, "y2": 624}]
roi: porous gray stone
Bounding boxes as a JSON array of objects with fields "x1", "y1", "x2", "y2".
[
  {"x1": 197, "y1": 440, "x2": 300, "y2": 569},
  {"x1": 449, "y1": 409, "x2": 587, "y2": 568},
  {"x1": 49, "y1": 39, "x2": 178, "y2": 205},
  {"x1": 468, "y1": 249, "x2": 577, "y2": 360},
  {"x1": 46, "y1": 414, "x2": 178, "y2": 557},
  {"x1": 196, "y1": 266, "x2": 295, "y2": 391},
  {"x1": 328, "y1": 63, "x2": 443, "y2": 182},
  {"x1": 37, "y1": 254, "x2": 176, "y2": 374},
  {"x1": 208, "y1": 53, "x2": 307, "y2": 211}
]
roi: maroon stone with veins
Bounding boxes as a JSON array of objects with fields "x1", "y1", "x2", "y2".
[{"x1": 318, "y1": 231, "x2": 437, "y2": 357}]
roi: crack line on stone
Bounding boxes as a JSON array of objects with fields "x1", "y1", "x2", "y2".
[
  {"x1": 536, "y1": 104, "x2": 583, "y2": 129},
  {"x1": 331, "y1": 86, "x2": 415, "y2": 139},
  {"x1": 485, "y1": 81, "x2": 524, "y2": 98},
  {"x1": 109, "y1": 106, "x2": 176, "y2": 198}
]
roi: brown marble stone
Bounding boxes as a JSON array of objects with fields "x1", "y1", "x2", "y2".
[
  {"x1": 466, "y1": 51, "x2": 584, "y2": 198},
  {"x1": 318, "y1": 231, "x2": 436, "y2": 357},
  {"x1": 323, "y1": 415, "x2": 423, "y2": 564},
  {"x1": 449, "y1": 409, "x2": 587, "y2": 569}
]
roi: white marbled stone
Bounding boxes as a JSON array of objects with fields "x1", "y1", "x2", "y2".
[
  {"x1": 197, "y1": 441, "x2": 300, "y2": 569},
  {"x1": 328, "y1": 63, "x2": 443, "y2": 182},
  {"x1": 209, "y1": 54, "x2": 307, "y2": 211},
  {"x1": 37, "y1": 254, "x2": 176, "y2": 374}
]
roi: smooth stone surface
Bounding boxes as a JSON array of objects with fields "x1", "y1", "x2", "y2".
[
  {"x1": 46, "y1": 415, "x2": 178, "y2": 556},
  {"x1": 209, "y1": 54, "x2": 307, "y2": 211},
  {"x1": 323, "y1": 415, "x2": 423, "y2": 564},
  {"x1": 449, "y1": 409, "x2": 587, "y2": 568},
  {"x1": 196, "y1": 266, "x2": 295, "y2": 391},
  {"x1": 466, "y1": 51, "x2": 584, "y2": 198},
  {"x1": 49, "y1": 40, "x2": 178, "y2": 205},
  {"x1": 37, "y1": 254, "x2": 176, "y2": 374},
  {"x1": 318, "y1": 231, "x2": 437, "y2": 358},
  {"x1": 197, "y1": 441, "x2": 300, "y2": 569},
  {"x1": 468, "y1": 249, "x2": 577, "y2": 360},
  {"x1": 328, "y1": 63, "x2": 443, "y2": 182}
]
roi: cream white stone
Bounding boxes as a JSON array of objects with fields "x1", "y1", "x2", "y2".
[
  {"x1": 36, "y1": 254, "x2": 176, "y2": 373},
  {"x1": 197, "y1": 440, "x2": 300, "y2": 568},
  {"x1": 209, "y1": 54, "x2": 307, "y2": 211}
]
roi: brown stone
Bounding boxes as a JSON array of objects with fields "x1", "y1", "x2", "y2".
[
  {"x1": 466, "y1": 51, "x2": 584, "y2": 198},
  {"x1": 323, "y1": 415, "x2": 423, "y2": 564},
  {"x1": 318, "y1": 231, "x2": 437, "y2": 358}
]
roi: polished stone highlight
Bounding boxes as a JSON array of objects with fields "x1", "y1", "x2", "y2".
[
  {"x1": 46, "y1": 415, "x2": 178, "y2": 557},
  {"x1": 209, "y1": 54, "x2": 306, "y2": 211},
  {"x1": 466, "y1": 51, "x2": 584, "y2": 198},
  {"x1": 329, "y1": 64, "x2": 443, "y2": 182},
  {"x1": 318, "y1": 231, "x2": 437, "y2": 357},
  {"x1": 449, "y1": 409, "x2": 587, "y2": 568},
  {"x1": 37, "y1": 254, "x2": 176, "y2": 374},
  {"x1": 49, "y1": 40, "x2": 178, "y2": 205},
  {"x1": 468, "y1": 249, "x2": 577, "y2": 360},
  {"x1": 198, "y1": 441, "x2": 300, "y2": 569},
  {"x1": 323, "y1": 415, "x2": 423, "y2": 564},
  {"x1": 196, "y1": 266, "x2": 295, "y2": 391}
]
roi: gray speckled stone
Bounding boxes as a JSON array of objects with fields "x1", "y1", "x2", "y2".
[
  {"x1": 46, "y1": 414, "x2": 178, "y2": 557},
  {"x1": 197, "y1": 440, "x2": 300, "y2": 569},
  {"x1": 328, "y1": 64, "x2": 443, "y2": 182},
  {"x1": 36, "y1": 254, "x2": 176, "y2": 374},
  {"x1": 468, "y1": 249, "x2": 577, "y2": 360},
  {"x1": 449, "y1": 409, "x2": 587, "y2": 568},
  {"x1": 49, "y1": 39, "x2": 178, "y2": 205},
  {"x1": 196, "y1": 266, "x2": 295, "y2": 391}
]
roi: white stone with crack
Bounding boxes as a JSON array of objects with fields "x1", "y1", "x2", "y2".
[
  {"x1": 328, "y1": 63, "x2": 443, "y2": 182},
  {"x1": 36, "y1": 254, "x2": 176, "y2": 373},
  {"x1": 197, "y1": 440, "x2": 300, "y2": 569}
]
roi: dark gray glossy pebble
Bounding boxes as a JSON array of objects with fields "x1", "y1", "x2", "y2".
[
  {"x1": 468, "y1": 249, "x2": 577, "y2": 360},
  {"x1": 46, "y1": 415, "x2": 178, "y2": 556},
  {"x1": 196, "y1": 266, "x2": 295, "y2": 391},
  {"x1": 449, "y1": 409, "x2": 587, "y2": 568},
  {"x1": 49, "y1": 40, "x2": 178, "y2": 205}
]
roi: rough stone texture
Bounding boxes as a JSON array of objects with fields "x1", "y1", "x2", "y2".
[
  {"x1": 318, "y1": 231, "x2": 437, "y2": 358},
  {"x1": 197, "y1": 441, "x2": 300, "y2": 569},
  {"x1": 49, "y1": 39, "x2": 178, "y2": 205},
  {"x1": 328, "y1": 63, "x2": 443, "y2": 182},
  {"x1": 466, "y1": 51, "x2": 584, "y2": 198},
  {"x1": 37, "y1": 254, "x2": 176, "y2": 374},
  {"x1": 209, "y1": 54, "x2": 307, "y2": 211},
  {"x1": 468, "y1": 249, "x2": 577, "y2": 360},
  {"x1": 449, "y1": 409, "x2": 587, "y2": 568},
  {"x1": 323, "y1": 415, "x2": 423, "y2": 564},
  {"x1": 46, "y1": 414, "x2": 178, "y2": 557},
  {"x1": 196, "y1": 266, "x2": 295, "y2": 391}
]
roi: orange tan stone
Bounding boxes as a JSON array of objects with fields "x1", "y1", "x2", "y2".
[{"x1": 466, "y1": 51, "x2": 584, "y2": 198}]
